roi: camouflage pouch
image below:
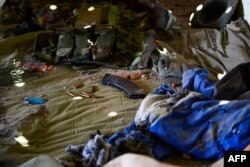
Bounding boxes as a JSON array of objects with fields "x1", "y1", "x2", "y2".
[
  {"x1": 55, "y1": 31, "x2": 74, "y2": 63},
  {"x1": 73, "y1": 29, "x2": 89, "y2": 59},
  {"x1": 92, "y1": 31, "x2": 114, "y2": 62},
  {"x1": 34, "y1": 32, "x2": 58, "y2": 63}
]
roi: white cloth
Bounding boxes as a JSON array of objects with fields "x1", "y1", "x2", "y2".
[{"x1": 134, "y1": 93, "x2": 169, "y2": 125}]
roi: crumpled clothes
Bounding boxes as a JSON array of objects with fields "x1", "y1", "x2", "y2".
[
  {"x1": 152, "y1": 84, "x2": 176, "y2": 95},
  {"x1": 111, "y1": 130, "x2": 153, "y2": 155},
  {"x1": 152, "y1": 54, "x2": 183, "y2": 80},
  {"x1": 182, "y1": 19, "x2": 250, "y2": 81},
  {"x1": 66, "y1": 122, "x2": 173, "y2": 167},
  {"x1": 108, "y1": 122, "x2": 172, "y2": 159},
  {"x1": 135, "y1": 95, "x2": 172, "y2": 124},
  {"x1": 135, "y1": 84, "x2": 186, "y2": 125},
  {"x1": 150, "y1": 91, "x2": 250, "y2": 160},
  {"x1": 182, "y1": 63, "x2": 250, "y2": 100},
  {"x1": 134, "y1": 93, "x2": 169, "y2": 125},
  {"x1": 182, "y1": 68, "x2": 214, "y2": 98},
  {"x1": 66, "y1": 131, "x2": 111, "y2": 167}
]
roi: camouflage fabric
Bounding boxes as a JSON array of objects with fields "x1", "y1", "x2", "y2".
[
  {"x1": 110, "y1": 5, "x2": 145, "y2": 67},
  {"x1": 56, "y1": 32, "x2": 75, "y2": 62},
  {"x1": 73, "y1": 29, "x2": 89, "y2": 58},
  {"x1": 92, "y1": 31, "x2": 114, "y2": 62},
  {"x1": 34, "y1": 32, "x2": 58, "y2": 63},
  {"x1": 109, "y1": 1, "x2": 180, "y2": 69}
]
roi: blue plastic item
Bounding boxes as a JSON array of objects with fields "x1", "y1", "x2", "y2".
[{"x1": 24, "y1": 97, "x2": 47, "y2": 105}]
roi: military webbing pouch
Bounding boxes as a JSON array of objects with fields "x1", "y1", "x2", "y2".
[
  {"x1": 75, "y1": 30, "x2": 88, "y2": 48},
  {"x1": 73, "y1": 29, "x2": 89, "y2": 58},
  {"x1": 34, "y1": 32, "x2": 58, "y2": 63},
  {"x1": 92, "y1": 31, "x2": 114, "y2": 62},
  {"x1": 55, "y1": 32, "x2": 75, "y2": 63}
]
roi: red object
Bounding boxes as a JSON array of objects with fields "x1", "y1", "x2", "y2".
[{"x1": 20, "y1": 60, "x2": 54, "y2": 72}]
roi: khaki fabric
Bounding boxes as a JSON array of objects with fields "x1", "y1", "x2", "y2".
[
  {"x1": 0, "y1": 31, "x2": 49, "y2": 64},
  {"x1": 182, "y1": 19, "x2": 250, "y2": 81},
  {"x1": 0, "y1": 65, "x2": 160, "y2": 166},
  {"x1": 19, "y1": 155, "x2": 63, "y2": 167}
]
